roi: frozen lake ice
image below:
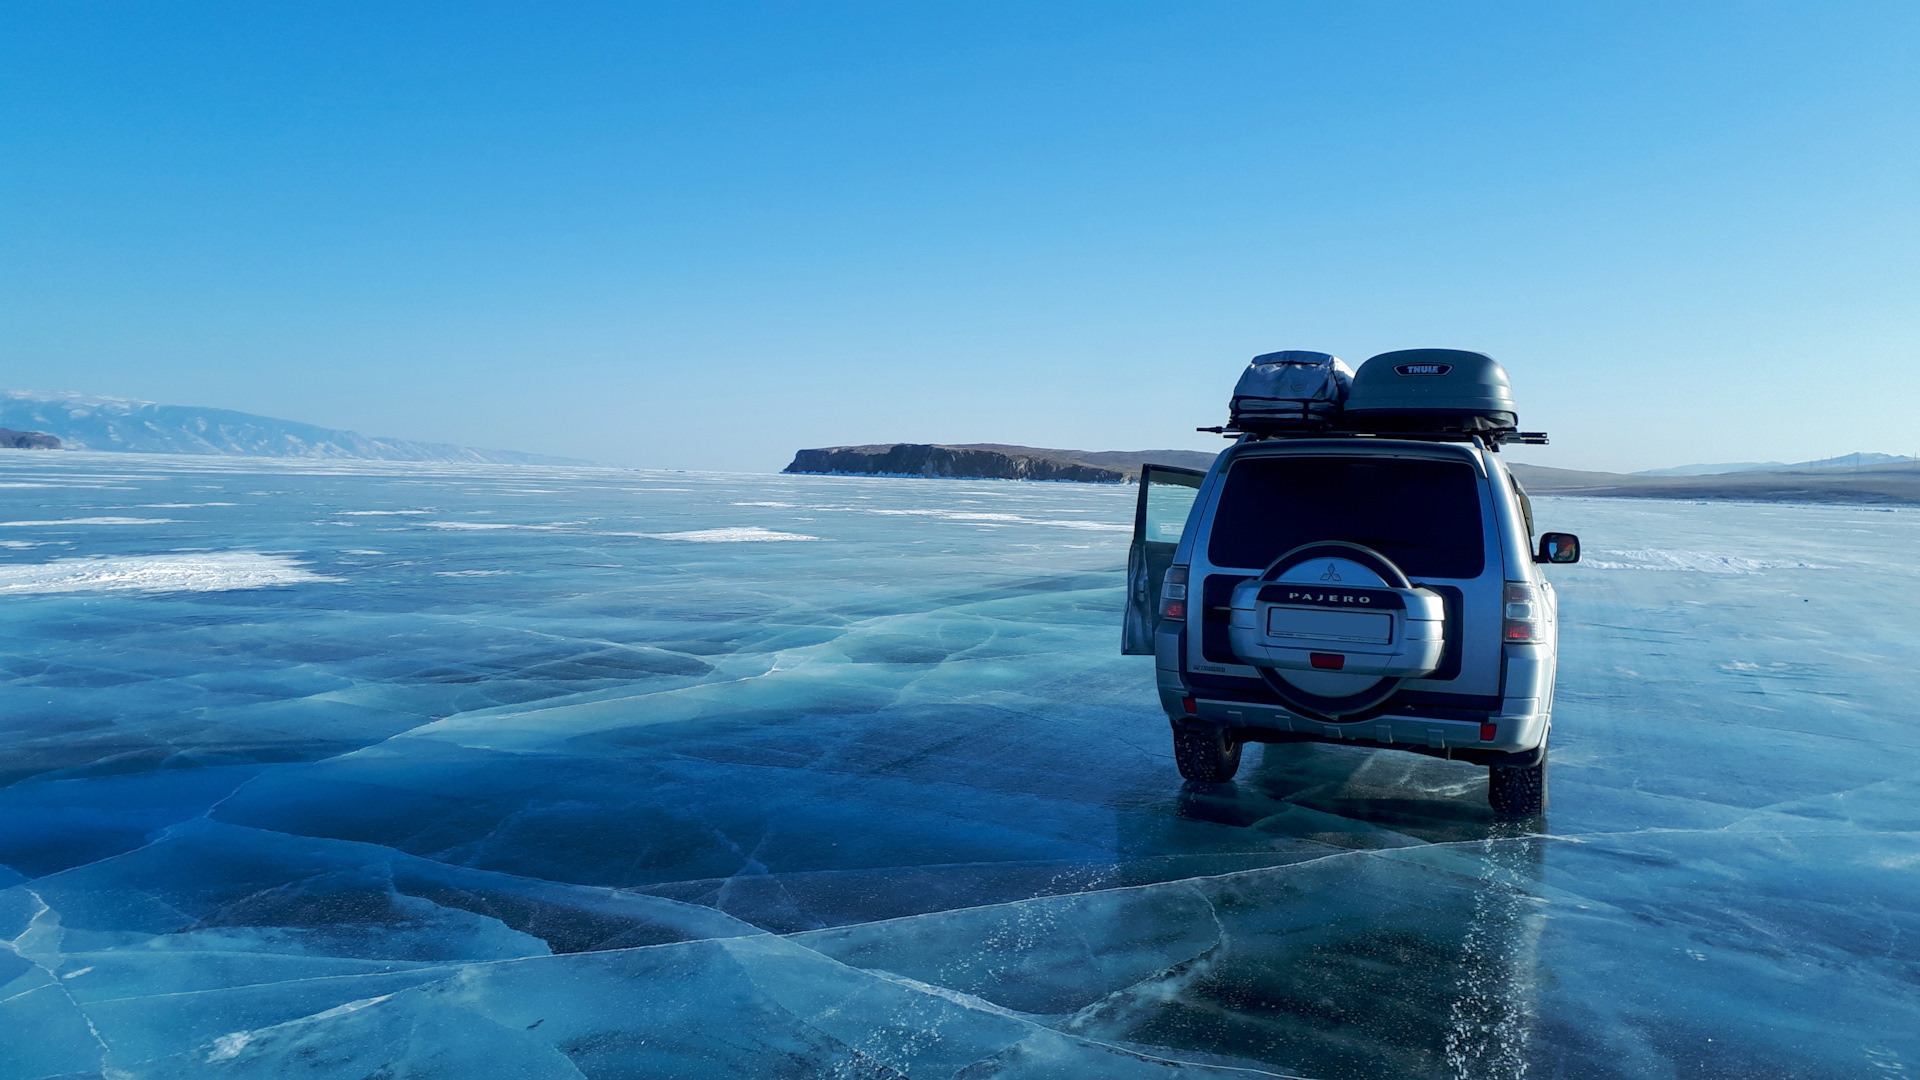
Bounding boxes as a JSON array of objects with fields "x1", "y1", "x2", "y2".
[{"x1": 1, "y1": 452, "x2": 1916, "y2": 1078}]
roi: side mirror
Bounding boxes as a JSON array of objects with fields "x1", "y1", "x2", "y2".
[{"x1": 1536, "y1": 532, "x2": 1580, "y2": 564}]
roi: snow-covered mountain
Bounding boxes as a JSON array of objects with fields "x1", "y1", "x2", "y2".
[
  {"x1": 1636, "y1": 452, "x2": 1912, "y2": 477},
  {"x1": 0, "y1": 390, "x2": 593, "y2": 465}
]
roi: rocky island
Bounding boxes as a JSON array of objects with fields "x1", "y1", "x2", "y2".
[
  {"x1": 0, "y1": 428, "x2": 61, "y2": 449},
  {"x1": 783, "y1": 443, "x2": 1217, "y2": 483}
]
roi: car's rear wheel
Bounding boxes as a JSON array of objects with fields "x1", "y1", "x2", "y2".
[
  {"x1": 1488, "y1": 739, "x2": 1548, "y2": 818},
  {"x1": 1173, "y1": 722, "x2": 1243, "y2": 783}
]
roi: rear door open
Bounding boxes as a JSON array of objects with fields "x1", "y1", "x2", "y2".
[{"x1": 1122, "y1": 464, "x2": 1205, "y2": 654}]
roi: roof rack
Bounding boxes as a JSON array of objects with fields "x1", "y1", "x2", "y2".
[{"x1": 1196, "y1": 425, "x2": 1549, "y2": 449}]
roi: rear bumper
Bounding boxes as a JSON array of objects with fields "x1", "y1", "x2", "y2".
[
  {"x1": 1155, "y1": 626, "x2": 1550, "y2": 756},
  {"x1": 1165, "y1": 691, "x2": 1548, "y2": 758}
]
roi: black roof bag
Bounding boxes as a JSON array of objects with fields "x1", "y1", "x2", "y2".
[{"x1": 1228, "y1": 351, "x2": 1353, "y2": 432}]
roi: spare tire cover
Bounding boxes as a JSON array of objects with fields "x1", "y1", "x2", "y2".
[{"x1": 1248, "y1": 541, "x2": 1413, "y2": 721}]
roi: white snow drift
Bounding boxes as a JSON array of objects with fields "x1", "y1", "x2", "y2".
[
  {"x1": 624, "y1": 526, "x2": 822, "y2": 542},
  {"x1": 0, "y1": 552, "x2": 340, "y2": 594}
]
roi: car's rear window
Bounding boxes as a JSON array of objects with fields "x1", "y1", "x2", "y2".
[{"x1": 1207, "y1": 455, "x2": 1486, "y2": 578}]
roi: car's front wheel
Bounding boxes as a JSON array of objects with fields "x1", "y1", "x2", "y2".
[
  {"x1": 1488, "y1": 738, "x2": 1548, "y2": 818},
  {"x1": 1173, "y1": 721, "x2": 1243, "y2": 783}
]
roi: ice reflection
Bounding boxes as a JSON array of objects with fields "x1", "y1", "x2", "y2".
[
  {"x1": 1443, "y1": 828, "x2": 1544, "y2": 1080},
  {"x1": 1118, "y1": 756, "x2": 1553, "y2": 1078}
]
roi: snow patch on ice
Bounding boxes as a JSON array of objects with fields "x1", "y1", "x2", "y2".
[
  {"x1": 870, "y1": 510, "x2": 1027, "y2": 521},
  {"x1": 0, "y1": 517, "x2": 175, "y2": 527},
  {"x1": 1586, "y1": 548, "x2": 1833, "y2": 573},
  {"x1": 207, "y1": 1032, "x2": 252, "y2": 1062},
  {"x1": 0, "y1": 552, "x2": 341, "y2": 594},
  {"x1": 622, "y1": 527, "x2": 822, "y2": 543},
  {"x1": 823, "y1": 507, "x2": 1128, "y2": 531},
  {"x1": 421, "y1": 521, "x2": 566, "y2": 531}
]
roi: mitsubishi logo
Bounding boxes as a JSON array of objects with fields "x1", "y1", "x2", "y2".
[{"x1": 1319, "y1": 563, "x2": 1342, "y2": 582}]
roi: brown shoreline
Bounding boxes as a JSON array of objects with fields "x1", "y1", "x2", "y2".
[
  {"x1": 1509, "y1": 461, "x2": 1920, "y2": 505},
  {"x1": 784, "y1": 442, "x2": 1920, "y2": 506}
]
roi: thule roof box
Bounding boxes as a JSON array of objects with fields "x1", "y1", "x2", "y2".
[
  {"x1": 1346, "y1": 349, "x2": 1516, "y2": 433},
  {"x1": 1203, "y1": 347, "x2": 1547, "y2": 446}
]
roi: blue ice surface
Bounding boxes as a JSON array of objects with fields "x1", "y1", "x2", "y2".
[{"x1": 0, "y1": 451, "x2": 1915, "y2": 1079}]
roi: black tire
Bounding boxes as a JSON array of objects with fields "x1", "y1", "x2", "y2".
[
  {"x1": 1488, "y1": 743, "x2": 1548, "y2": 818},
  {"x1": 1173, "y1": 723, "x2": 1243, "y2": 783}
]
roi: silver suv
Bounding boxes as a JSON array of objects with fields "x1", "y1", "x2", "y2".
[{"x1": 1123, "y1": 349, "x2": 1578, "y2": 817}]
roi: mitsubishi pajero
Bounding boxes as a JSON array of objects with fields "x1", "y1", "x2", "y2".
[{"x1": 1123, "y1": 349, "x2": 1579, "y2": 817}]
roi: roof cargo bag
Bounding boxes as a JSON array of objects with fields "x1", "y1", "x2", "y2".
[
  {"x1": 1345, "y1": 349, "x2": 1518, "y2": 433},
  {"x1": 1228, "y1": 351, "x2": 1353, "y2": 432}
]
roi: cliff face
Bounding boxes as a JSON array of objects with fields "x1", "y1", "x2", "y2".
[
  {"x1": 786, "y1": 444, "x2": 1132, "y2": 483},
  {"x1": 0, "y1": 428, "x2": 60, "y2": 449}
]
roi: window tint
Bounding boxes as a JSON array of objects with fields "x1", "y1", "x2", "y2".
[{"x1": 1207, "y1": 456, "x2": 1486, "y2": 578}]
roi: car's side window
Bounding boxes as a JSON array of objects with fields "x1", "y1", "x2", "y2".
[
  {"x1": 1142, "y1": 475, "x2": 1200, "y2": 544},
  {"x1": 1507, "y1": 472, "x2": 1535, "y2": 541},
  {"x1": 1123, "y1": 464, "x2": 1206, "y2": 656}
]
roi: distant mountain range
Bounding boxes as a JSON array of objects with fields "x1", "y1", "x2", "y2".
[
  {"x1": 0, "y1": 391, "x2": 592, "y2": 465},
  {"x1": 1634, "y1": 452, "x2": 1914, "y2": 476}
]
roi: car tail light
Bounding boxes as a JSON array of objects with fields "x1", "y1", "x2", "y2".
[
  {"x1": 1159, "y1": 565, "x2": 1189, "y2": 622},
  {"x1": 1503, "y1": 582, "x2": 1539, "y2": 643},
  {"x1": 1309, "y1": 652, "x2": 1345, "y2": 670}
]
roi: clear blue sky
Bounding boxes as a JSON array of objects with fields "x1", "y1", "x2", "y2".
[{"x1": 4, "y1": 3, "x2": 1917, "y2": 472}]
